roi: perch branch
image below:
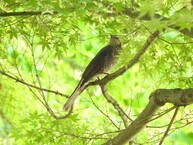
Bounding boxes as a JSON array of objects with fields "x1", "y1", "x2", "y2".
[{"x1": 90, "y1": 30, "x2": 160, "y2": 86}]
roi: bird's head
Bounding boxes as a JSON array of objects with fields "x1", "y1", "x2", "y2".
[{"x1": 109, "y1": 34, "x2": 121, "y2": 47}]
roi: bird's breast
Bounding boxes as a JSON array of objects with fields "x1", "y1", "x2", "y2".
[{"x1": 101, "y1": 47, "x2": 121, "y2": 73}]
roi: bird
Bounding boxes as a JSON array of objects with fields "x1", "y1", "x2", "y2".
[{"x1": 63, "y1": 34, "x2": 122, "y2": 111}]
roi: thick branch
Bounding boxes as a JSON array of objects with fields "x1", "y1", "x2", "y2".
[
  {"x1": 103, "y1": 88, "x2": 193, "y2": 145},
  {"x1": 104, "y1": 92, "x2": 161, "y2": 145},
  {"x1": 152, "y1": 88, "x2": 193, "y2": 106}
]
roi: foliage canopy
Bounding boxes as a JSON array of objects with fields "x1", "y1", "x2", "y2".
[{"x1": 0, "y1": 0, "x2": 193, "y2": 144}]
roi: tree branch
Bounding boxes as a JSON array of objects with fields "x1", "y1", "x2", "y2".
[
  {"x1": 103, "y1": 88, "x2": 193, "y2": 145},
  {"x1": 102, "y1": 1, "x2": 193, "y2": 38},
  {"x1": 0, "y1": 11, "x2": 58, "y2": 17},
  {"x1": 100, "y1": 85, "x2": 132, "y2": 128},
  {"x1": 159, "y1": 107, "x2": 179, "y2": 145},
  {"x1": 122, "y1": 7, "x2": 193, "y2": 38},
  {"x1": 89, "y1": 95, "x2": 120, "y2": 130},
  {"x1": 0, "y1": 70, "x2": 68, "y2": 98}
]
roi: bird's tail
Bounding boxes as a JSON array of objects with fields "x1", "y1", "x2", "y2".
[{"x1": 63, "y1": 81, "x2": 85, "y2": 111}]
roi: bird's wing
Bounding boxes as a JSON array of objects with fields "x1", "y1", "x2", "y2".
[
  {"x1": 82, "y1": 45, "x2": 113, "y2": 84},
  {"x1": 63, "y1": 45, "x2": 113, "y2": 111}
]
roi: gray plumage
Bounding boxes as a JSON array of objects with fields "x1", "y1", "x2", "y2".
[{"x1": 63, "y1": 35, "x2": 122, "y2": 111}]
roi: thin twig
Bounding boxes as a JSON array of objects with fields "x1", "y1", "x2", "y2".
[
  {"x1": 159, "y1": 107, "x2": 179, "y2": 145},
  {"x1": 100, "y1": 85, "x2": 132, "y2": 128},
  {"x1": 89, "y1": 94, "x2": 120, "y2": 130},
  {"x1": 0, "y1": 68, "x2": 68, "y2": 98},
  {"x1": 146, "y1": 106, "x2": 176, "y2": 123}
]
